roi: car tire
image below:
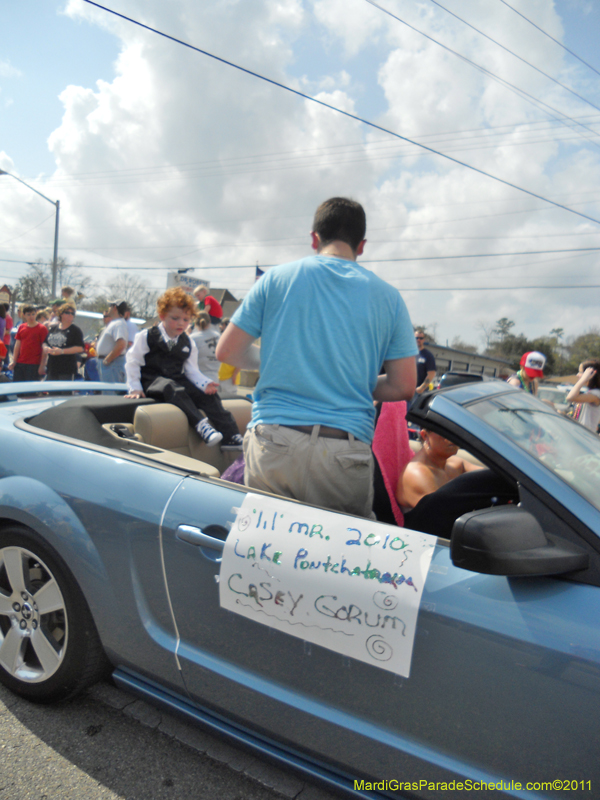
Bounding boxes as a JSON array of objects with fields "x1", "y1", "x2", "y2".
[{"x1": 0, "y1": 524, "x2": 109, "y2": 703}]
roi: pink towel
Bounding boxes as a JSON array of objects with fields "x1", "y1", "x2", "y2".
[{"x1": 372, "y1": 401, "x2": 413, "y2": 526}]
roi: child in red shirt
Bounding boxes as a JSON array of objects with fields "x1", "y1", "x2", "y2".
[{"x1": 10, "y1": 305, "x2": 48, "y2": 382}]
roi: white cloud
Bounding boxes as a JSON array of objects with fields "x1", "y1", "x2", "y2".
[
  {"x1": 312, "y1": 0, "x2": 386, "y2": 57},
  {"x1": 0, "y1": 60, "x2": 22, "y2": 78}
]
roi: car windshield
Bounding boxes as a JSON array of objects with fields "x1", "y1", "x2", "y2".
[{"x1": 468, "y1": 391, "x2": 600, "y2": 510}]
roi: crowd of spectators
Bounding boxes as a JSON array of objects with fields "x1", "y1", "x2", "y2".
[
  {"x1": 0, "y1": 287, "x2": 245, "y2": 429},
  {"x1": 1, "y1": 296, "x2": 86, "y2": 383},
  {"x1": 0, "y1": 290, "x2": 139, "y2": 387}
]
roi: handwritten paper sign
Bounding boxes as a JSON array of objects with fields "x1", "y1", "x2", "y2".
[{"x1": 220, "y1": 493, "x2": 436, "y2": 677}]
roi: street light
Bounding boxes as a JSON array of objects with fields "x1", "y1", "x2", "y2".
[{"x1": 0, "y1": 169, "x2": 60, "y2": 297}]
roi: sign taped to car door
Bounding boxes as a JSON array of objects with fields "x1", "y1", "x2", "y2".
[{"x1": 220, "y1": 493, "x2": 436, "y2": 677}]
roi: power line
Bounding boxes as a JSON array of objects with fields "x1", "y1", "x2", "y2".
[
  {"x1": 4, "y1": 240, "x2": 600, "y2": 271},
  {"x1": 0, "y1": 257, "x2": 253, "y2": 271},
  {"x1": 7, "y1": 243, "x2": 600, "y2": 268},
  {"x1": 428, "y1": 0, "x2": 600, "y2": 113},
  {"x1": 1, "y1": 258, "x2": 597, "y2": 293},
  {"x1": 2, "y1": 254, "x2": 598, "y2": 293},
  {"x1": 81, "y1": 1, "x2": 600, "y2": 227},
  {"x1": 361, "y1": 0, "x2": 600, "y2": 150},
  {"x1": 29, "y1": 114, "x2": 600, "y2": 190},
  {"x1": 396, "y1": 284, "x2": 600, "y2": 291},
  {"x1": 8, "y1": 187, "x2": 598, "y2": 253},
  {"x1": 405, "y1": 250, "x2": 594, "y2": 281},
  {"x1": 43, "y1": 229, "x2": 600, "y2": 253},
  {"x1": 362, "y1": 247, "x2": 600, "y2": 263},
  {"x1": 38, "y1": 225, "x2": 600, "y2": 255},
  {"x1": 30, "y1": 125, "x2": 600, "y2": 191},
  {"x1": 0, "y1": 212, "x2": 56, "y2": 247},
  {"x1": 497, "y1": 0, "x2": 600, "y2": 78}
]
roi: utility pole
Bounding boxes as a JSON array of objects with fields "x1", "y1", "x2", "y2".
[{"x1": 0, "y1": 169, "x2": 60, "y2": 296}]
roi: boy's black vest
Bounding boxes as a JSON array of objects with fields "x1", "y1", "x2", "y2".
[{"x1": 141, "y1": 326, "x2": 192, "y2": 388}]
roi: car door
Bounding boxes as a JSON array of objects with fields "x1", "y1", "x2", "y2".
[{"x1": 160, "y1": 462, "x2": 600, "y2": 798}]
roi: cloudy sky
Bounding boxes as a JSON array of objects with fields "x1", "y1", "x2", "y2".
[{"x1": 2, "y1": 0, "x2": 600, "y2": 348}]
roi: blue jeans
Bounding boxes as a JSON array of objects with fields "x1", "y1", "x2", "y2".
[{"x1": 99, "y1": 356, "x2": 126, "y2": 384}]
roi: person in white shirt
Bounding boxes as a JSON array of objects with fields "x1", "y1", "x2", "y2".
[
  {"x1": 96, "y1": 301, "x2": 129, "y2": 383},
  {"x1": 567, "y1": 360, "x2": 600, "y2": 433},
  {"x1": 122, "y1": 304, "x2": 139, "y2": 349},
  {"x1": 190, "y1": 311, "x2": 220, "y2": 384},
  {"x1": 125, "y1": 287, "x2": 243, "y2": 449}
]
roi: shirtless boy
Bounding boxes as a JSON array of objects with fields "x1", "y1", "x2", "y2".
[{"x1": 396, "y1": 428, "x2": 482, "y2": 512}]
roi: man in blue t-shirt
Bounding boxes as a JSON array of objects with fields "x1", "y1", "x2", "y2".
[{"x1": 216, "y1": 197, "x2": 417, "y2": 517}]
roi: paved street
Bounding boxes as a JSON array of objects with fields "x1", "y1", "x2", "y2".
[{"x1": 0, "y1": 681, "x2": 338, "y2": 800}]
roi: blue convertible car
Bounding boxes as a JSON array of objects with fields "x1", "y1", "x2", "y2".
[{"x1": 0, "y1": 380, "x2": 598, "y2": 799}]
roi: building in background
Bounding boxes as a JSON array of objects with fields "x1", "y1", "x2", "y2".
[{"x1": 425, "y1": 343, "x2": 510, "y2": 379}]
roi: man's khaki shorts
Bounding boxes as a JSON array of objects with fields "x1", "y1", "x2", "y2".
[{"x1": 243, "y1": 423, "x2": 374, "y2": 518}]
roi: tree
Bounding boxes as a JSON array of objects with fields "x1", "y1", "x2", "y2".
[
  {"x1": 15, "y1": 259, "x2": 92, "y2": 306},
  {"x1": 564, "y1": 329, "x2": 600, "y2": 372},
  {"x1": 546, "y1": 328, "x2": 568, "y2": 371},
  {"x1": 494, "y1": 317, "x2": 515, "y2": 341},
  {"x1": 476, "y1": 320, "x2": 495, "y2": 349},
  {"x1": 412, "y1": 325, "x2": 437, "y2": 343},
  {"x1": 451, "y1": 337, "x2": 478, "y2": 353},
  {"x1": 84, "y1": 272, "x2": 159, "y2": 319},
  {"x1": 485, "y1": 332, "x2": 530, "y2": 367}
]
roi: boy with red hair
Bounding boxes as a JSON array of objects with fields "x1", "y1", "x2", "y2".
[{"x1": 125, "y1": 287, "x2": 242, "y2": 449}]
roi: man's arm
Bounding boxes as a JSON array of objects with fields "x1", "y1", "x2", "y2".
[
  {"x1": 103, "y1": 338, "x2": 126, "y2": 365},
  {"x1": 9, "y1": 339, "x2": 20, "y2": 369},
  {"x1": 416, "y1": 368, "x2": 437, "y2": 394},
  {"x1": 567, "y1": 368, "x2": 600, "y2": 405},
  {"x1": 216, "y1": 322, "x2": 260, "y2": 370},
  {"x1": 372, "y1": 356, "x2": 417, "y2": 402},
  {"x1": 447, "y1": 455, "x2": 483, "y2": 475},
  {"x1": 58, "y1": 341, "x2": 84, "y2": 356}
]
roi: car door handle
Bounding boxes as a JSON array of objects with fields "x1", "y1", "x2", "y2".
[{"x1": 176, "y1": 525, "x2": 225, "y2": 562}]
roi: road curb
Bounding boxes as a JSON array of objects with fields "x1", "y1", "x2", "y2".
[{"x1": 87, "y1": 681, "x2": 334, "y2": 800}]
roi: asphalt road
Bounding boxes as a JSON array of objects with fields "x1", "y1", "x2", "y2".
[{"x1": 0, "y1": 680, "x2": 338, "y2": 800}]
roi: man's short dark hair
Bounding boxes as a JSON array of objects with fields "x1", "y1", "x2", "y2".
[
  {"x1": 109, "y1": 300, "x2": 128, "y2": 316},
  {"x1": 312, "y1": 197, "x2": 366, "y2": 252}
]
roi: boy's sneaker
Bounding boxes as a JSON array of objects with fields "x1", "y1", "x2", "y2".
[
  {"x1": 221, "y1": 433, "x2": 244, "y2": 451},
  {"x1": 196, "y1": 418, "x2": 223, "y2": 447}
]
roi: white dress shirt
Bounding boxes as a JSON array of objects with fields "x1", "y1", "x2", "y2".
[{"x1": 125, "y1": 323, "x2": 212, "y2": 394}]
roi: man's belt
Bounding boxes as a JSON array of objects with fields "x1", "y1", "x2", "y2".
[{"x1": 282, "y1": 424, "x2": 349, "y2": 440}]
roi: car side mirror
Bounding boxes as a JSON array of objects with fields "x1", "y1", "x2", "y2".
[{"x1": 450, "y1": 505, "x2": 589, "y2": 577}]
